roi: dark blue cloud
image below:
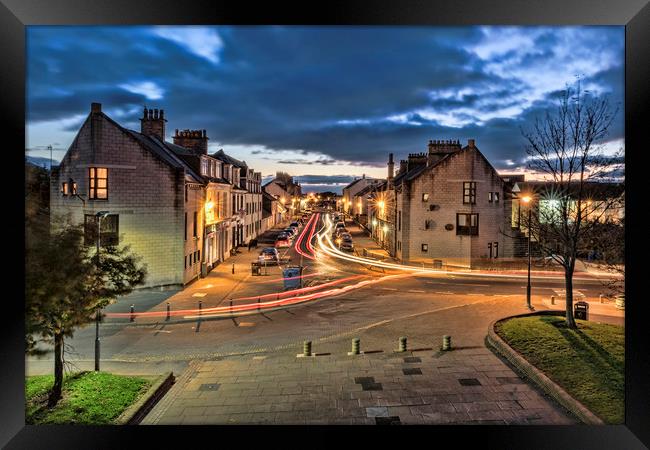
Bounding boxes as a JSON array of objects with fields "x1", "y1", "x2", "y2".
[{"x1": 26, "y1": 26, "x2": 624, "y2": 173}]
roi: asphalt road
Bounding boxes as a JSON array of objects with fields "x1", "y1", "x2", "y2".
[{"x1": 26, "y1": 208, "x2": 620, "y2": 374}]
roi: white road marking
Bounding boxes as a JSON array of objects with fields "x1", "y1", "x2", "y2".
[
  {"x1": 381, "y1": 287, "x2": 398, "y2": 291},
  {"x1": 435, "y1": 291, "x2": 454, "y2": 295},
  {"x1": 427, "y1": 281, "x2": 490, "y2": 287},
  {"x1": 408, "y1": 290, "x2": 426, "y2": 293},
  {"x1": 192, "y1": 293, "x2": 207, "y2": 297}
]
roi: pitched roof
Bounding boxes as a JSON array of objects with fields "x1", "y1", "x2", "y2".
[
  {"x1": 212, "y1": 149, "x2": 247, "y2": 168},
  {"x1": 122, "y1": 129, "x2": 204, "y2": 183}
]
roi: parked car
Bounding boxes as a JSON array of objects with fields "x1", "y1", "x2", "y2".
[
  {"x1": 335, "y1": 221, "x2": 346, "y2": 230},
  {"x1": 340, "y1": 235, "x2": 354, "y2": 251},
  {"x1": 275, "y1": 232, "x2": 291, "y2": 248},
  {"x1": 332, "y1": 228, "x2": 349, "y2": 240},
  {"x1": 290, "y1": 221, "x2": 300, "y2": 230},
  {"x1": 283, "y1": 227, "x2": 296, "y2": 238},
  {"x1": 258, "y1": 247, "x2": 280, "y2": 264}
]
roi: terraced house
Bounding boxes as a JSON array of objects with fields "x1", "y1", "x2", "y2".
[{"x1": 50, "y1": 103, "x2": 263, "y2": 288}]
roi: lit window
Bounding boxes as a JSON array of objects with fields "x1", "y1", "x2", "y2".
[
  {"x1": 89, "y1": 167, "x2": 108, "y2": 199},
  {"x1": 494, "y1": 192, "x2": 499, "y2": 203},
  {"x1": 488, "y1": 192, "x2": 493, "y2": 202},
  {"x1": 422, "y1": 193, "x2": 429, "y2": 201},
  {"x1": 61, "y1": 182, "x2": 69, "y2": 196},
  {"x1": 72, "y1": 182, "x2": 77, "y2": 195},
  {"x1": 421, "y1": 244, "x2": 428, "y2": 252}
]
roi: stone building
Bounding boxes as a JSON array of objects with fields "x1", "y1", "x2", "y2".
[
  {"x1": 263, "y1": 172, "x2": 302, "y2": 215},
  {"x1": 340, "y1": 175, "x2": 382, "y2": 217},
  {"x1": 390, "y1": 139, "x2": 514, "y2": 267},
  {"x1": 211, "y1": 149, "x2": 263, "y2": 249},
  {"x1": 50, "y1": 103, "x2": 263, "y2": 288}
]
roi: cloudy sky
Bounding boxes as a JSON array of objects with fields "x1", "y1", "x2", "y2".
[{"x1": 26, "y1": 26, "x2": 624, "y2": 192}]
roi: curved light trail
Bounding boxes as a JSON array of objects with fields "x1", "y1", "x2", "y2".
[{"x1": 315, "y1": 213, "x2": 610, "y2": 282}]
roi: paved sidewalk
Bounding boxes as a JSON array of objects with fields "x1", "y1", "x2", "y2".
[{"x1": 142, "y1": 346, "x2": 576, "y2": 425}]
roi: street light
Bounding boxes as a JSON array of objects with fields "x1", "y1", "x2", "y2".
[
  {"x1": 94, "y1": 211, "x2": 110, "y2": 371},
  {"x1": 521, "y1": 196, "x2": 534, "y2": 311}
]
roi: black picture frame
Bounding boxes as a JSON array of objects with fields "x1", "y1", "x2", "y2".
[{"x1": 3, "y1": 0, "x2": 648, "y2": 448}]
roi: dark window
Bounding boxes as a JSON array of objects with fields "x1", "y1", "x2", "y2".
[
  {"x1": 84, "y1": 214, "x2": 119, "y2": 246},
  {"x1": 463, "y1": 182, "x2": 476, "y2": 205},
  {"x1": 184, "y1": 212, "x2": 187, "y2": 241},
  {"x1": 398, "y1": 211, "x2": 401, "y2": 231},
  {"x1": 421, "y1": 244, "x2": 428, "y2": 252},
  {"x1": 185, "y1": 185, "x2": 188, "y2": 202},
  {"x1": 425, "y1": 220, "x2": 432, "y2": 230},
  {"x1": 193, "y1": 211, "x2": 198, "y2": 237},
  {"x1": 184, "y1": 255, "x2": 187, "y2": 269},
  {"x1": 198, "y1": 250, "x2": 201, "y2": 262},
  {"x1": 456, "y1": 213, "x2": 479, "y2": 236},
  {"x1": 494, "y1": 242, "x2": 499, "y2": 258},
  {"x1": 72, "y1": 182, "x2": 77, "y2": 195},
  {"x1": 189, "y1": 254, "x2": 192, "y2": 266},
  {"x1": 89, "y1": 167, "x2": 108, "y2": 199},
  {"x1": 488, "y1": 242, "x2": 492, "y2": 258}
]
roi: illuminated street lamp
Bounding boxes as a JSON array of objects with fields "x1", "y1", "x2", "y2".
[
  {"x1": 521, "y1": 195, "x2": 534, "y2": 311},
  {"x1": 94, "y1": 210, "x2": 110, "y2": 371}
]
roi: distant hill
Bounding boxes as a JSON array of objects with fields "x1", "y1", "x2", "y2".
[{"x1": 26, "y1": 156, "x2": 57, "y2": 169}]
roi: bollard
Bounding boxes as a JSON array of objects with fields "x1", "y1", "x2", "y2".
[
  {"x1": 599, "y1": 294, "x2": 605, "y2": 304},
  {"x1": 130, "y1": 304, "x2": 135, "y2": 322},
  {"x1": 398, "y1": 336, "x2": 407, "y2": 352},
  {"x1": 303, "y1": 340, "x2": 312, "y2": 357},
  {"x1": 230, "y1": 300, "x2": 233, "y2": 314},
  {"x1": 258, "y1": 297, "x2": 261, "y2": 311},
  {"x1": 199, "y1": 300, "x2": 202, "y2": 316},
  {"x1": 351, "y1": 338, "x2": 360, "y2": 355},
  {"x1": 232, "y1": 263, "x2": 235, "y2": 274},
  {"x1": 550, "y1": 295, "x2": 555, "y2": 305},
  {"x1": 166, "y1": 303, "x2": 170, "y2": 321},
  {"x1": 442, "y1": 335, "x2": 452, "y2": 351}
]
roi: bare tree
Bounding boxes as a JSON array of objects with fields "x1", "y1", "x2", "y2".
[{"x1": 520, "y1": 80, "x2": 622, "y2": 328}]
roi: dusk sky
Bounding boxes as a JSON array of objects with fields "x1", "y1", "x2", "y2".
[{"x1": 26, "y1": 26, "x2": 624, "y2": 192}]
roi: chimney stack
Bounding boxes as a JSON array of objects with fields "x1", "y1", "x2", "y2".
[
  {"x1": 91, "y1": 102, "x2": 102, "y2": 114},
  {"x1": 468, "y1": 139, "x2": 476, "y2": 148},
  {"x1": 173, "y1": 128, "x2": 209, "y2": 155},
  {"x1": 140, "y1": 106, "x2": 167, "y2": 141},
  {"x1": 387, "y1": 153, "x2": 394, "y2": 180}
]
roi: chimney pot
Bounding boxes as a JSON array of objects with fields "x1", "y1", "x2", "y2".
[
  {"x1": 468, "y1": 139, "x2": 475, "y2": 147},
  {"x1": 91, "y1": 102, "x2": 102, "y2": 113}
]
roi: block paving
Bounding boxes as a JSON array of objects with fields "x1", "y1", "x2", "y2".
[{"x1": 142, "y1": 345, "x2": 577, "y2": 425}]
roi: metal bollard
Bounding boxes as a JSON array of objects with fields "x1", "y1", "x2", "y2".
[
  {"x1": 232, "y1": 263, "x2": 235, "y2": 274},
  {"x1": 442, "y1": 335, "x2": 451, "y2": 351},
  {"x1": 258, "y1": 297, "x2": 261, "y2": 311},
  {"x1": 398, "y1": 336, "x2": 407, "y2": 352},
  {"x1": 303, "y1": 341, "x2": 312, "y2": 357},
  {"x1": 230, "y1": 300, "x2": 233, "y2": 314},
  {"x1": 351, "y1": 338, "x2": 360, "y2": 355},
  {"x1": 199, "y1": 300, "x2": 202, "y2": 316},
  {"x1": 550, "y1": 296, "x2": 555, "y2": 305},
  {"x1": 130, "y1": 304, "x2": 135, "y2": 322},
  {"x1": 166, "y1": 302, "x2": 170, "y2": 321}
]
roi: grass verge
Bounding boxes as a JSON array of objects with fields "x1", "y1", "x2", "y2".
[
  {"x1": 495, "y1": 315, "x2": 624, "y2": 424},
  {"x1": 26, "y1": 371, "x2": 153, "y2": 424}
]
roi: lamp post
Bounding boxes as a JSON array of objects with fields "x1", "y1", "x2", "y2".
[
  {"x1": 94, "y1": 211, "x2": 110, "y2": 371},
  {"x1": 521, "y1": 197, "x2": 534, "y2": 311}
]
